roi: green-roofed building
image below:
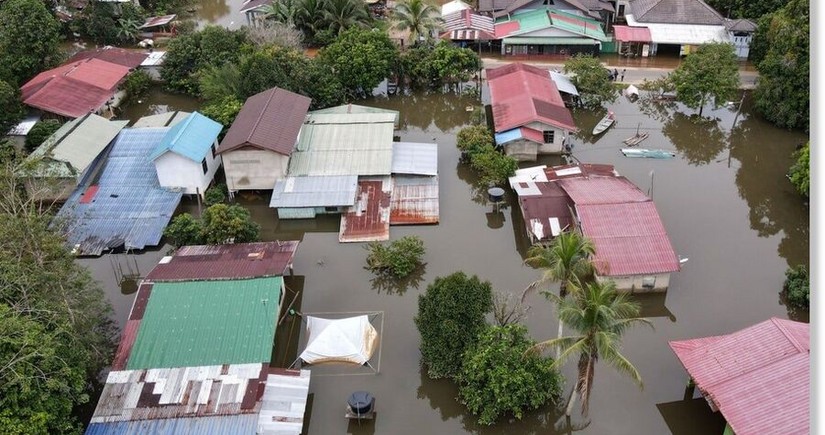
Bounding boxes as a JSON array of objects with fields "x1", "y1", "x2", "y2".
[
  {"x1": 495, "y1": 8, "x2": 611, "y2": 57},
  {"x1": 126, "y1": 276, "x2": 284, "y2": 369},
  {"x1": 18, "y1": 113, "x2": 128, "y2": 202}
]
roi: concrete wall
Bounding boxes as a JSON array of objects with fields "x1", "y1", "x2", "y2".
[
  {"x1": 503, "y1": 139, "x2": 539, "y2": 161},
  {"x1": 154, "y1": 141, "x2": 221, "y2": 196},
  {"x1": 598, "y1": 273, "x2": 671, "y2": 293},
  {"x1": 223, "y1": 149, "x2": 289, "y2": 192}
]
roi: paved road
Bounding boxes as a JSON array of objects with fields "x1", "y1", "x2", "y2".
[{"x1": 480, "y1": 57, "x2": 759, "y2": 89}]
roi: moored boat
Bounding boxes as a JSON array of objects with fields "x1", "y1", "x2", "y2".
[{"x1": 592, "y1": 111, "x2": 615, "y2": 135}]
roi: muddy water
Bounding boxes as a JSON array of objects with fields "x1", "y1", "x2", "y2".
[{"x1": 84, "y1": 84, "x2": 808, "y2": 434}]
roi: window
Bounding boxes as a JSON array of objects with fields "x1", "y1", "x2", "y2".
[
  {"x1": 642, "y1": 276, "x2": 656, "y2": 289},
  {"x1": 324, "y1": 206, "x2": 339, "y2": 213},
  {"x1": 201, "y1": 158, "x2": 208, "y2": 174},
  {"x1": 543, "y1": 131, "x2": 555, "y2": 144},
  {"x1": 210, "y1": 143, "x2": 216, "y2": 159}
]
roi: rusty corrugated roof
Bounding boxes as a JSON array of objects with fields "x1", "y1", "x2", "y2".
[
  {"x1": 339, "y1": 178, "x2": 391, "y2": 242},
  {"x1": 669, "y1": 318, "x2": 809, "y2": 435},
  {"x1": 68, "y1": 47, "x2": 149, "y2": 69},
  {"x1": 145, "y1": 241, "x2": 299, "y2": 281},
  {"x1": 218, "y1": 87, "x2": 311, "y2": 156},
  {"x1": 390, "y1": 175, "x2": 439, "y2": 225}
]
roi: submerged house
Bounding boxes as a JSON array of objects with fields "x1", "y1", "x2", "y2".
[
  {"x1": 218, "y1": 87, "x2": 312, "y2": 194},
  {"x1": 510, "y1": 163, "x2": 680, "y2": 292},
  {"x1": 86, "y1": 241, "x2": 311, "y2": 435},
  {"x1": 148, "y1": 111, "x2": 223, "y2": 198},
  {"x1": 487, "y1": 63, "x2": 577, "y2": 161},
  {"x1": 494, "y1": 8, "x2": 611, "y2": 57},
  {"x1": 669, "y1": 318, "x2": 809, "y2": 435},
  {"x1": 19, "y1": 113, "x2": 127, "y2": 201}
]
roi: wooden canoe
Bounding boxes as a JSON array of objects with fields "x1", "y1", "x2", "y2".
[{"x1": 592, "y1": 111, "x2": 615, "y2": 135}]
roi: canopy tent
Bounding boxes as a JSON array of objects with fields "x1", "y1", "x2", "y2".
[{"x1": 298, "y1": 315, "x2": 379, "y2": 366}]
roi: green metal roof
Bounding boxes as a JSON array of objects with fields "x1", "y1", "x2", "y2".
[
  {"x1": 126, "y1": 277, "x2": 283, "y2": 369},
  {"x1": 23, "y1": 113, "x2": 128, "y2": 178},
  {"x1": 499, "y1": 9, "x2": 551, "y2": 34},
  {"x1": 503, "y1": 37, "x2": 603, "y2": 45},
  {"x1": 548, "y1": 9, "x2": 609, "y2": 41},
  {"x1": 497, "y1": 8, "x2": 610, "y2": 42}
]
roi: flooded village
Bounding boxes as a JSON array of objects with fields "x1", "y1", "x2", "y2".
[{"x1": 0, "y1": 0, "x2": 810, "y2": 433}]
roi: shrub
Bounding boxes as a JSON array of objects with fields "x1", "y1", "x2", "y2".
[
  {"x1": 783, "y1": 265, "x2": 809, "y2": 309},
  {"x1": 458, "y1": 324, "x2": 564, "y2": 425},
  {"x1": 415, "y1": 271, "x2": 493, "y2": 379},
  {"x1": 203, "y1": 183, "x2": 227, "y2": 206},
  {"x1": 456, "y1": 125, "x2": 492, "y2": 154},
  {"x1": 469, "y1": 144, "x2": 518, "y2": 186},
  {"x1": 365, "y1": 235, "x2": 425, "y2": 278},
  {"x1": 200, "y1": 203, "x2": 260, "y2": 245},
  {"x1": 164, "y1": 213, "x2": 203, "y2": 247},
  {"x1": 201, "y1": 97, "x2": 242, "y2": 129},
  {"x1": 123, "y1": 70, "x2": 152, "y2": 102},
  {"x1": 24, "y1": 119, "x2": 63, "y2": 152}
]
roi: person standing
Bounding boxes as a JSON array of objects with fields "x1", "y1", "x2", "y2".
[
  {"x1": 613, "y1": 68, "x2": 619, "y2": 81},
  {"x1": 621, "y1": 69, "x2": 626, "y2": 81}
]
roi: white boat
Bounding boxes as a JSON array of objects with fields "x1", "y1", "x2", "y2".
[
  {"x1": 592, "y1": 111, "x2": 615, "y2": 135},
  {"x1": 625, "y1": 84, "x2": 639, "y2": 98}
]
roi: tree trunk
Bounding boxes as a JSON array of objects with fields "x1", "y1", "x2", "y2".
[{"x1": 565, "y1": 386, "x2": 579, "y2": 417}]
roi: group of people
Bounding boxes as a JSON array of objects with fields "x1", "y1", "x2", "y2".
[{"x1": 609, "y1": 68, "x2": 626, "y2": 82}]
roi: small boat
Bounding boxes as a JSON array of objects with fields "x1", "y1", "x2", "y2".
[
  {"x1": 624, "y1": 84, "x2": 639, "y2": 98},
  {"x1": 592, "y1": 111, "x2": 615, "y2": 135},
  {"x1": 621, "y1": 148, "x2": 675, "y2": 159},
  {"x1": 623, "y1": 132, "x2": 649, "y2": 146}
]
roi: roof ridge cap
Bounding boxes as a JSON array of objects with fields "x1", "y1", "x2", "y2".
[
  {"x1": 770, "y1": 317, "x2": 807, "y2": 353},
  {"x1": 248, "y1": 88, "x2": 278, "y2": 144}
]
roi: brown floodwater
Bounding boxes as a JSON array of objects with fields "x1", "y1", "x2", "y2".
[{"x1": 83, "y1": 83, "x2": 809, "y2": 434}]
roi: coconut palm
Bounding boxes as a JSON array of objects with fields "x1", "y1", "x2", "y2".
[
  {"x1": 390, "y1": 0, "x2": 442, "y2": 45},
  {"x1": 523, "y1": 230, "x2": 595, "y2": 300},
  {"x1": 530, "y1": 280, "x2": 651, "y2": 417},
  {"x1": 322, "y1": 0, "x2": 371, "y2": 36},
  {"x1": 261, "y1": 0, "x2": 300, "y2": 26}
]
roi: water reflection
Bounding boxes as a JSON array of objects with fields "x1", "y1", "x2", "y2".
[
  {"x1": 119, "y1": 86, "x2": 202, "y2": 124},
  {"x1": 372, "y1": 92, "x2": 479, "y2": 132},
  {"x1": 662, "y1": 112, "x2": 727, "y2": 165},
  {"x1": 656, "y1": 397, "x2": 726, "y2": 435},
  {"x1": 369, "y1": 264, "x2": 427, "y2": 296},
  {"x1": 194, "y1": 0, "x2": 231, "y2": 25}
]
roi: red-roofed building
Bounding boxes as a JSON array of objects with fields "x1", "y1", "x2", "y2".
[
  {"x1": 67, "y1": 47, "x2": 149, "y2": 69},
  {"x1": 487, "y1": 62, "x2": 577, "y2": 161},
  {"x1": 21, "y1": 58, "x2": 132, "y2": 119},
  {"x1": 669, "y1": 318, "x2": 809, "y2": 435}
]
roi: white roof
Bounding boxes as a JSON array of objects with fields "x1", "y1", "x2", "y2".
[
  {"x1": 299, "y1": 316, "x2": 378, "y2": 365},
  {"x1": 626, "y1": 15, "x2": 730, "y2": 45},
  {"x1": 140, "y1": 51, "x2": 166, "y2": 67},
  {"x1": 269, "y1": 175, "x2": 358, "y2": 208},
  {"x1": 549, "y1": 71, "x2": 579, "y2": 96},
  {"x1": 7, "y1": 114, "x2": 41, "y2": 136},
  {"x1": 392, "y1": 142, "x2": 438, "y2": 175},
  {"x1": 441, "y1": 0, "x2": 471, "y2": 16},
  {"x1": 509, "y1": 165, "x2": 548, "y2": 190},
  {"x1": 257, "y1": 370, "x2": 311, "y2": 435}
]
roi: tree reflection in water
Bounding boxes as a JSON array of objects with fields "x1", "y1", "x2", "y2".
[{"x1": 662, "y1": 112, "x2": 727, "y2": 166}]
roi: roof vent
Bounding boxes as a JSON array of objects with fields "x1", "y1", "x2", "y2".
[{"x1": 247, "y1": 252, "x2": 264, "y2": 260}]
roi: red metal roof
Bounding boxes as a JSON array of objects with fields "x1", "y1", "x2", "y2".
[
  {"x1": 79, "y1": 185, "x2": 100, "y2": 204},
  {"x1": 544, "y1": 163, "x2": 615, "y2": 181},
  {"x1": 67, "y1": 47, "x2": 149, "y2": 69},
  {"x1": 144, "y1": 241, "x2": 300, "y2": 281},
  {"x1": 669, "y1": 318, "x2": 809, "y2": 435},
  {"x1": 111, "y1": 283, "x2": 152, "y2": 370},
  {"x1": 577, "y1": 202, "x2": 680, "y2": 275},
  {"x1": 518, "y1": 182, "x2": 576, "y2": 242},
  {"x1": 339, "y1": 179, "x2": 391, "y2": 242},
  {"x1": 494, "y1": 20, "x2": 520, "y2": 38},
  {"x1": 613, "y1": 25, "x2": 652, "y2": 42},
  {"x1": 139, "y1": 14, "x2": 177, "y2": 29},
  {"x1": 557, "y1": 176, "x2": 649, "y2": 204},
  {"x1": 486, "y1": 63, "x2": 577, "y2": 133},
  {"x1": 519, "y1": 126, "x2": 545, "y2": 144}
]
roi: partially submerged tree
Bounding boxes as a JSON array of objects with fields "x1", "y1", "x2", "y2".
[
  {"x1": 200, "y1": 203, "x2": 261, "y2": 245},
  {"x1": 563, "y1": 54, "x2": 617, "y2": 108},
  {"x1": 390, "y1": 0, "x2": 442, "y2": 46},
  {"x1": 458, "y1": 324, "x2": 564, "y2": 425},
  {"x1": 530, "y1": 280, "x2": 651, "y2": 416},
  {"x1": 415, "y1": 271, "x2": 493, "y2": 379},
  {"x1": 783, "y1": 265, "x2": 809, "y2": 309},
  {"x1": 318, "y1": 28, "x2": 398, "y2": 98},
  {"x1": 669, "y1": 42, "x2": 740, "y2": 117},
  {"x1": 365, "y1": 235, "x2": 426, "y2": 278},
  {"x1": 788, "y1": 142, "x2": 809, "y2": 197}
]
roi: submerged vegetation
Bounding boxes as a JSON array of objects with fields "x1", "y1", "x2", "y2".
[{"x1": 365, "y1": 235, "x2": 426, "y2": 278}]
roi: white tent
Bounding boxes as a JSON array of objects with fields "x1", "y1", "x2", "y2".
[
  {"x1": 298, "y1": 315, "x2": 379, "y2": 365},
  {"x1": 441, "y1": 0, "x2": 471, "y2": 16}
]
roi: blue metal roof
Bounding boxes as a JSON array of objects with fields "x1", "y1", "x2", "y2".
[
  {"x1": 85, "y1": 415, "x2": 257, "y2": 435},
  {"x1": 148, "y1": 112, "x2": 221, "y2": 162},
  {"x1": 57, "y1": 128, "x2": 183, "y2": 256},
  {"x1": 494, "y1": 128, "x2": 523, "y2": 145}
]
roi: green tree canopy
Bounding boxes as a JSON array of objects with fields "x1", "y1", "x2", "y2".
[
  {"x1": 164, "y1": 212, "x2": 204, "y2": 247},
  {"x1": 365, "y1": 235, "x2": 426, "y2": 278},
  {"x1": 200, "y1": 203, "x2": 261, "y2": 245},
  {"x1": 456, "y1": 125, "x2": 493, "y2": 153},
  {"x1": 789, "y1": 142, "x2": 809, "y2": 197},
  {"x1": 390, "y1": 0, "x2": 442, "y2": 45},
  {"x1": 458, "y1": 324, "x2": 564, "y2": 425},
  {"x1": 563, "y1": 54, "x2": 617, "y2": 108},
  {"x1": 0, "y1": 79, "x2": 24, "y2": 137},
  {"x1": 24, "y1": 119, "x2": 63, "y2": 153},
  {"x1": 322, "y1": 0, "x2": 371, "y2": 36},
  {"x1": 669, "y1": 42, "x2": 740, "y2": 117},
  {"x1": 752, "y1": 0, "x2": 809, "y2": 131},
  {"x1": 524, "y1": 230, "x2": 595, "y2": 299},
  {"x1": 318, "y1": 28, "x2": 399, "y2": 98},
  {"x1": 161, "y1": 26, "x2": 251, "y2": 95},
  {"x1": 0, "y1": 0, "x2": 61, "y2": 84},
  {"x1": 415, "y1": 271, "x2": 493, "y2": 379},
  {"x1": 702, "y1": 0, "x2": 784, "y2": 19}
]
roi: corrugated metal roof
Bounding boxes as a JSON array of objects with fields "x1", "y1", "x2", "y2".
[
  {"x1": 725, "y1": 18, "x2": 756, "y2": 32},
  {"x1": 391, "y1": 142, "x2": 438, "y2": 176},
  {"x1": 145, "y1": 241, "x2": 300, "y2": 282},
  {"x1": 90, "y1": 363, "x2": 265, "y2": 424},
  {"x1": 24, "y1": 113, "x2": 127, "y2": 178},
  {"x1": 548, "y1": 9, "x2": 609, "y2": 40},
  {"x1": 545, "y1": 163, "x2": 616, "y2": 181},
  {"x1": 486, "y1": 63, "x2": 577, "y2": 133},
  {"x1": 140, "y1": 51, "x2": 166, "y2": 67},
  {"x1": 310, "y1": 104, "x2": 399, "y2": 120},
  {"x1": 126, "y1": 277, "x2": 282, "y2": 369},
  {"x1": 441, "y1": 9, "x2": 496, "y2": 40},
  {"x1": 339, "y1": 178, "x2": 391, "y2": 242},
  {"x1": 613, "y1": 25, "x2": 653, "y2": 42},
  {"x1": 669, "y1": 318, "x2": 809, "y2": 435},
  {"x1": 257, "y1": 369, "x2": 311, "y2": 435},
  {"x1": 218, "y1": 87, "x2": 311, "y2": 156},
  {"x1": 549, "y1": 71, "x2": 579, "y2": 96},
  {"x1": 577, "y1": 202, "x2": 680, "y2": 275},
  {"x1": 518, "y1": 182, "x2": 575, "y2": 243},
  {"x1": 288, "y1": 113, "x2": 396, "y2": 176},
  {"x1": 390, "y1": 175, "x2": 439, "y2": 225},
  {"x1": 557, "y1": 176, "x2": 650, "y2": 204},
  {"x1": 139, "y1": 14, "x2": 177, "y2": 28},
  {"x1": 626, "y1": 15, "x2": 729, "y2": 45},
  {"x1": 67, "y1": 47, "x2": 149, "y2": 69},
  {"x1": 132, "y1": 111, "x2": 191, "y2": 128},
  {"x1": 630, "y1": 0, "x2": 725, "y2": 25},
  {"x1": 149, "y1": 112, "x2": 221, "y2": 162},
  {"x1": 269, "y1": 175, "x2": 358, "y2": 208},
  {"x1": 85, "y1": 414, "x2": 258, "y2": 435},
  {"x1": 56, "y1": 127, "x2": 183, "y2": 256}
]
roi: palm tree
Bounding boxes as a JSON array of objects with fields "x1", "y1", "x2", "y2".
[
  {"x1": 261, "y1": 0, "x2": 300, "y2": 26},
  {"x1": 390, "y1": 0, "x2": 442, "y2": 46},
  {"x1": 322, "y1": 0, "x2": 371, "y2": 36},
  {"x1": 530, "y1": 280, "x2": 651, "y2": 417}
]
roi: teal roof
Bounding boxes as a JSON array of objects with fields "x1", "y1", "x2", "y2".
[
  {"x1": 126, "y1": 277, "x2": 283, "y2": 369},
  {"x1": 497, "y1": 8, "x2": 609, "y2": 42},
  {"x1": 149, "y1": 112, "x2": 222, "y2": 162}
]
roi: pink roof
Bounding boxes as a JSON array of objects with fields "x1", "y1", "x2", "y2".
[
  {"x1": 67, "y1": 47, "x2": 149, "y2": 69},
  {"x1": 544, "y1": 163, "x2": 616, "y2": 181},
  {"x1": 613, "y1": 25, "x2": 652, "y2": 42},
  {"x1": 144, "y1": 241, "x2": 300, "y2": 281},
  {"x1": 21, "y1": 59, "x2": 131, "y2": 118},
  {"x1": 669, "y1": 318, "x2": 809, "y2": 435},
  {"x1": 577, "y1": 202, "x2": 680, "y2": 275},
  {"x1": 494, "y1": 20, "x2": 520, "y2": 37},
  {"x1": 557, "y1": 176, "x2": 649, "y2": 204},
  {"x1": 486, "y1": 63, "x2": 577, "y2": 132}
]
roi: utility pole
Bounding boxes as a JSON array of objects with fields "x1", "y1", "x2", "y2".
[{"x1": 727, "y1": 91, "x2": 747, "y2": 168}]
